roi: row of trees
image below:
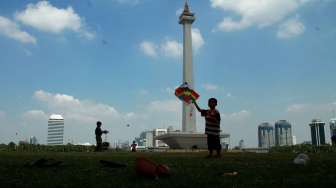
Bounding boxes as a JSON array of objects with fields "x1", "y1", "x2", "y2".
[
  {"x1": 269, "y1": 144, "x2": 336, "y2": 153},
  {"x1": 0, "y1": 142, "x2": 96, "y2": 152},
  {"x1": 1, "y1": 142, "x2": 336, "y2": 153}
]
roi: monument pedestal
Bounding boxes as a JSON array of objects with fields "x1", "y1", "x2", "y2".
[{"x1": 155, "y1": 132, "x2": 230, "y2": 149}]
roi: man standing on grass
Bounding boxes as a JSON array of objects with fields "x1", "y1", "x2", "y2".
[
  {"x1": 95, "y1": 121, "x2": 108, "y2": 152},
  {"x1": 192, "y1": 98, "x2": 222, "y2": 158},
  {"x1": 332, "y1": 135, "x2": 336, "y2": 146}
]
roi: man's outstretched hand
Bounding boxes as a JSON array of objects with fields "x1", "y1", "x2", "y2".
[{"x1": 191, "y1": 99, "x2": 202, "y2": 112}]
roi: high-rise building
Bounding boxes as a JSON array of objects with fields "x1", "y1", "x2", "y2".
[
  {"x1": 258, "y1": 122, "x2": 275, "y2": 148},
  {"x1": 309, "y1": 119, "x2": 326, "y2": 146},
  {"x1": 47, "y1": 114, "x2": 64, "y2": 145},
  {"x1": 292, "y1": 135, "x2": 297, "y2": 145},
  {"x1": 330, "y1": 119, "x2": 336, "y2": 138},
  {"x1": 29, "y1": 136, "x2": 38, "y2": 145},
  {"x1": 275, "y1": 120, "x2": 293, "y2": 146},
  {"x1": 238, "y1": 139, "x2": 244, "y2": 149}
]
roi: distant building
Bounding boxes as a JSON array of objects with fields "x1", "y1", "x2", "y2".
[
  {"x1": 238, "y1": 139, "x2": 244, "y2": 149},
  {"x1": 309, "y1": 119, "x2": 326, "y2": 146},
  {"x1": 19, "y1": 140, "x2": 29, "y2": 145},
  {"x1": 135, "y1": 128, "x2": 171, "y2": 148},
  {"x1": 153, "y1": 128, "x2": 168, "y2": 147},
  {"x1": 292, "y1": 135, "x2": 297, "y2": 145},
  {"x1": 301, "y1": 141, "x2": 312, "y2": 145},
  {"x1": 47, "y1": 114, "x2": 64, "y2": 145},
  {"x1": 167, "y1": 126, "x2": 175, "y2": 133},
  {"x1": 258, "y1": 122, "x2": 275, "y2": 148},
  {"x1": 145, "y1": 131, "x2": 154, "y2": 147},
  {"x1": 29, "y1": 136, "x2": 38, "y2": 145},
  {"x1": 330, "y1": 119, "x2": 336, "y2": 138},
  {"x1": 275, "y1": 120, "x2": 293, "y2": 146},
  {"x1": 135, "y1": 130, "x2": 154, "y2": 148}
]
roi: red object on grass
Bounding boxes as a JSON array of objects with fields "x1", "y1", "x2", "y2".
[
  {"x1": 156, "y1": 164, "x2": 170, "y2": 176},
  {"x1": 135, "y1": 157, "x2": 171, "y2": 178},
  {"x1": 135, "y1": 157, "x2": 158, "y2": 178}
]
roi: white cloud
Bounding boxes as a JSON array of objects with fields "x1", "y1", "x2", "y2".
[
  {"x1": 192, "y1": 28, "x2": 205, "y2": 52},
  {"x1": 202, "y1": 83, "x2": 219, "y2": 91},
  {"x1": 148, "y1": 100, "x2": 180, "y2": 113},
  {"x1": 287, "y1": 102, "x2": 336, "y2": 114},
  {"x1": 211, "y1": 0, "x2": 309, "y2": 32},
  {"x1": 139, "y1": 89, "x2": 149, "y2": 95},
  {"x1": 0, "y1": 16, "x2": 36, "y2": 44},
  {"x1": 277, "y1": 17, "x2": 305, "y2": 39},
  {"x1": 23, "y1": 48, "x2": 33, "y2": 56},
  {"x1": 33, "y1": 90, "x2": 120, "y2": 122},
  {"x1": 113, "y1": 0, "x2": 140, "y2": 5},
  {"x1": 140, "y1": 41, "x2": 158, "y2": 58},
  {"x1": 16, "y1": 1, "x2": 94, "y2": 39},
  {"x1": 1, "y1": 90, "x2": 184, "y2": 145},
  {"x1": 161, "y1": 40, "x2": 183, "y2": 58},
  {"x1": 222, "y1": 110, "x2": 251, "y2": 121},
  {"x1": 0, "y1": 110, "x2": 5, "y2": 120},
  {"x1": 23, "y1": 110, "x2": 48, "y2": 120},
  {"x1": 163, "y1": 87, "x2": 175, "y2": 95},
  {"x1": 287, "y1": 104, "x2": 307, "y2": 113},
  {"x1": 176, "y1": 8, "x2": 183, "y2": 16},
  {"x1": 140, "y1": 28, "x2": 204, "y2": 59}
]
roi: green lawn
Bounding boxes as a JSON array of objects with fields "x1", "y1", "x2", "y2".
[{"x1": 0, "y1": 151, "x2": 335, "y2": 187}]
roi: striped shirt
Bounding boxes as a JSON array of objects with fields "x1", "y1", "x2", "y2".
[{"x1": 201, "y1": 109, "x2": 221, "y2": 135}]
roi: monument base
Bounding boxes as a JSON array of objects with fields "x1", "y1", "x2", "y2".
[{"x1": 155, "y1": 132, "x2": 230, "y2": 149}]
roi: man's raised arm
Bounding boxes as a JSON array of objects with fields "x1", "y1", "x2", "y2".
[{"x1": 192, "y1": 99, "x2": 202, "y2": 112}]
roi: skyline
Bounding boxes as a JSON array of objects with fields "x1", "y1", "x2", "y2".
[{"x1": 1, "y1": 0, "x2": 336, "y2": 147}]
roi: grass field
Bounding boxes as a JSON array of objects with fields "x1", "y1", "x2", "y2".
[{"x1": 0, "y1": 151, "x2": 335, "y2": 188}]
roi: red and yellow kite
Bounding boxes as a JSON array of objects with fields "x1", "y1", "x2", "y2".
[{"x1": 175, "y1": 82, "x2": 199, "y2": 104}]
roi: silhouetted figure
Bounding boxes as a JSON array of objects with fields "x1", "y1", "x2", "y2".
[
  {"x1": 332, "y1": 135, "x2": 336, "y2": 146},
  {"x1": 95, "y1": 121, "x2": 108, "y2": 152},
  {"x1": 193, "y1": 98, "x2": 222, "y2": 158},
  {"x1": 131, "y1": 141, "x2": 137, "y2": 152}
]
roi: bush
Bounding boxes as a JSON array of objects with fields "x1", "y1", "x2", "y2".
[
  {"x1": 270, "y1": 144, "x2": 336, "y2": 153},
  {"x1": 0, "y1": 143, "x2": 96, "y2": 152}
]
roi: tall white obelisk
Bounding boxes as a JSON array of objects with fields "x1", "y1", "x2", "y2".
[{"x1": 179, "y1": 1, "x2": 196, "y2": 133}]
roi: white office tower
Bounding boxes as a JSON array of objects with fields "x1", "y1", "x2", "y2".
[
  {"x1": 47, "y1": 114, "x2": 64, "y2": 145},
  {"x1": 292, "y1": 135, "x2": 297, "y2": 145},
  {"x1": 30, "y1": 136, "x2": 38, "y2": 145}
]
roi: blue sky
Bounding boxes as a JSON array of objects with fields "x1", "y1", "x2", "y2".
[{"x1": 0, "y1": 0, "x2": 336, "y2": 147}]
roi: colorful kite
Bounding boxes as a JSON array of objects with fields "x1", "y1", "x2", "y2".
[{"x1": 175, "y1": 82, "x2": 199, "y2": 104}]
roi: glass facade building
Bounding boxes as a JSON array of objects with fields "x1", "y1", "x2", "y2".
[
  {"x1": 309, "y1": 119, "x2": 326, "y2": 146},
  {"x1": 275, "y1": 120, "x2": 293, "y2": 146},
  {"x1": 330, "y1": 119, "x2": 336, "y2": 137},
  {"x1": 47, "y1": 114, "x2": 64, "y2": 145},
  {"x1": 258, "y1": 122, "x2": 275, "y2": 148}
]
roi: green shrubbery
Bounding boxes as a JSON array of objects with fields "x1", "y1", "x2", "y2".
[
  {"x1": 0, "y1": 142, "x2": 95, "y2": 152},
  {"x1": 270, "y1": 144, "x2": 336, "y2": 153}
]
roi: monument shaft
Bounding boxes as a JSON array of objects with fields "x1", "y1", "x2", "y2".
[{"x1": 180, "y1": 2, "x2": 196, "y2": 133}]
